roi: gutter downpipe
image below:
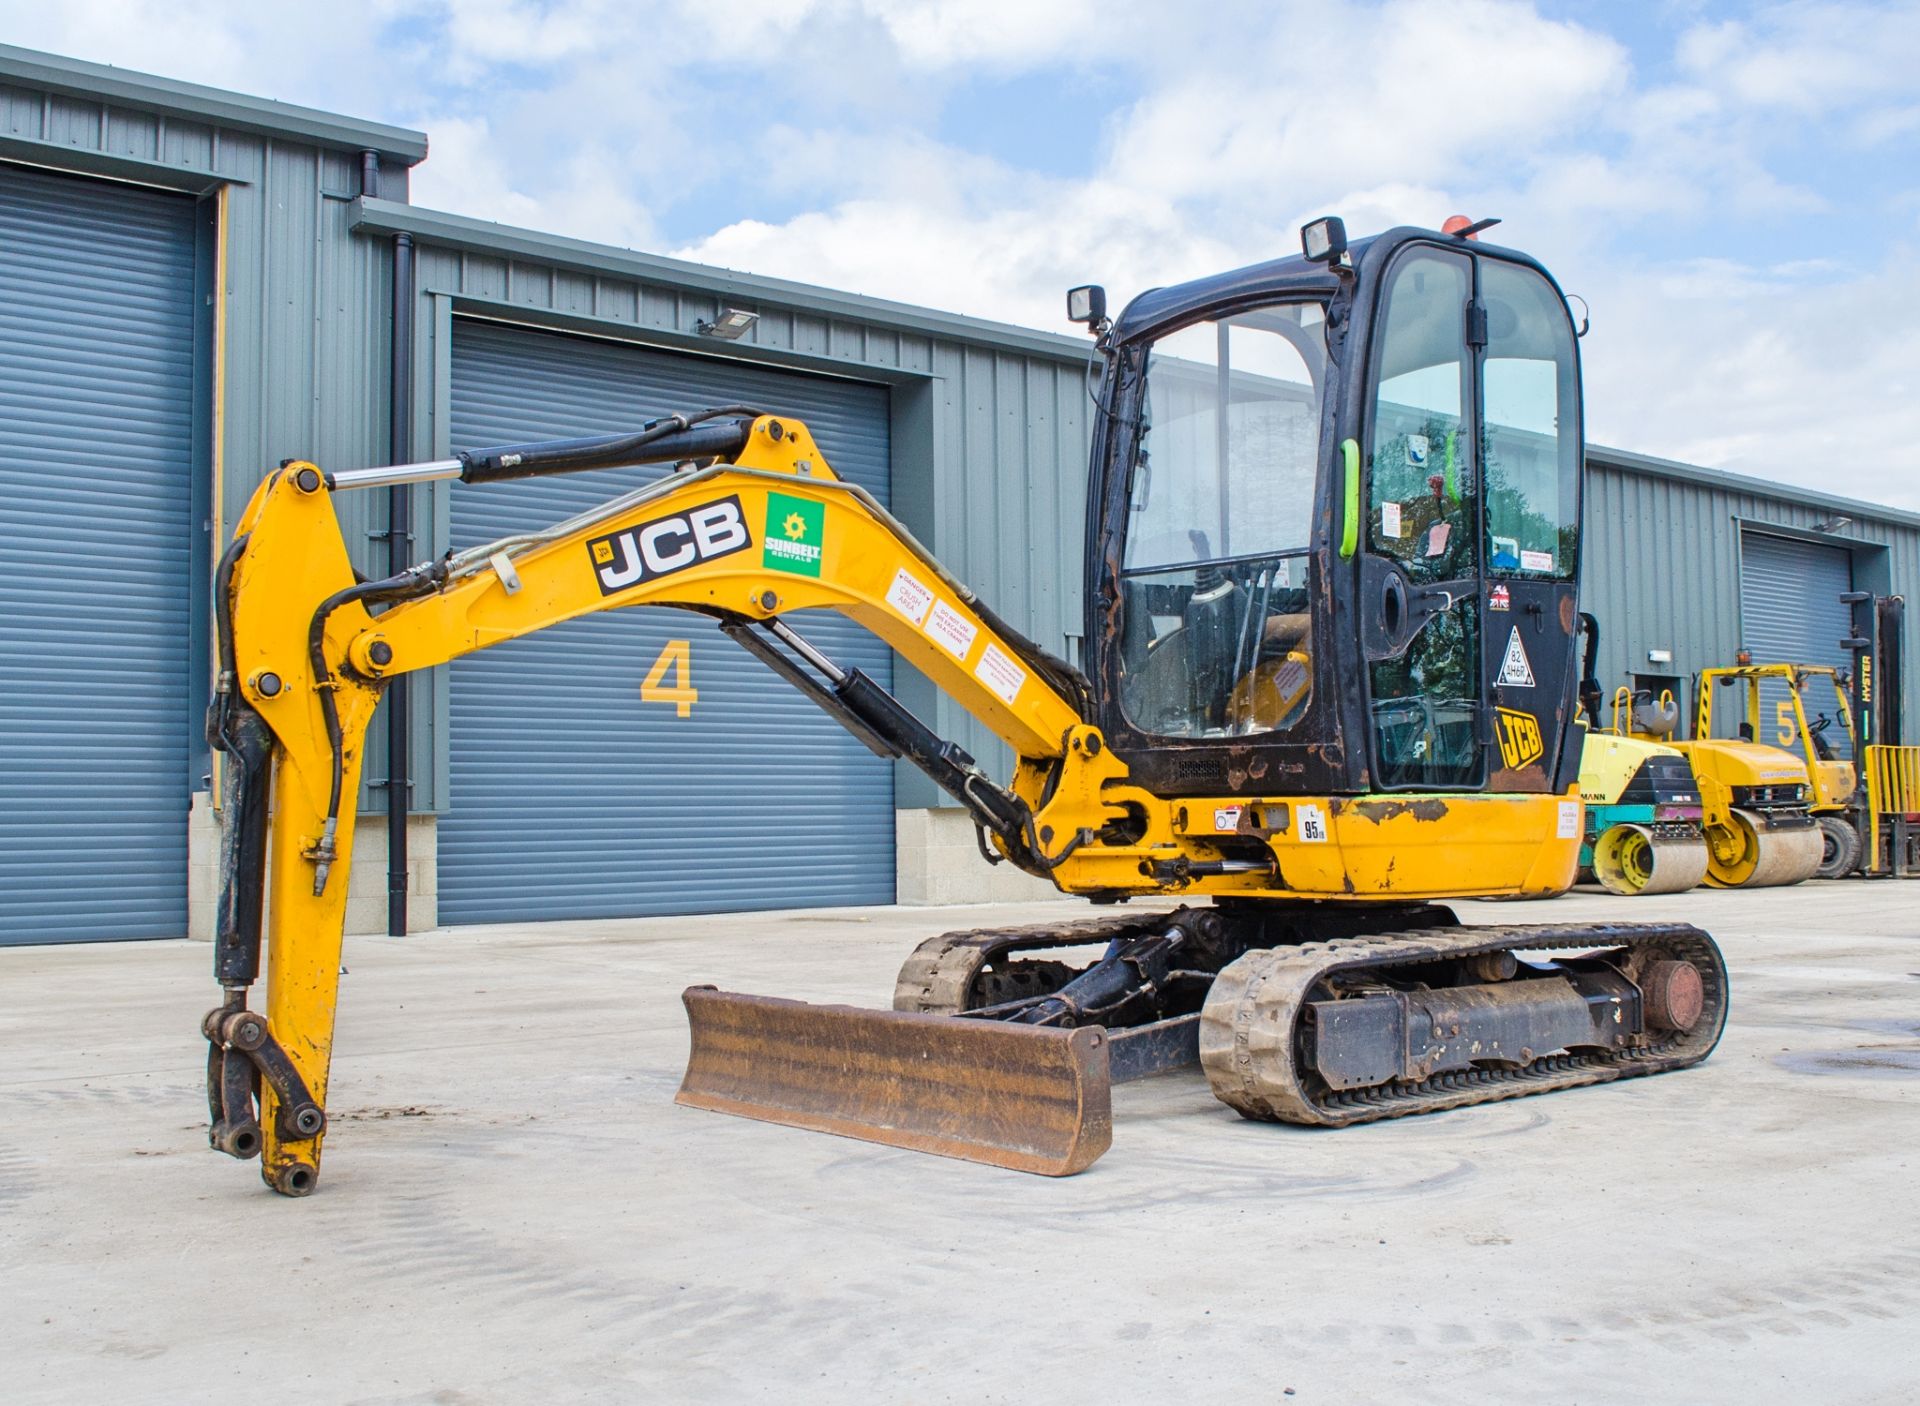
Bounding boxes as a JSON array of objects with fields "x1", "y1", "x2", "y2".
[{"x1": 369, "y1": 147, "x2": 416, "y2": 937}]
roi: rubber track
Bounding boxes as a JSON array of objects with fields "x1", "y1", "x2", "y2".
[
  {"x1": 1197, "y1": 921, "x2": 1727, "y2": 1127},
  {"x1": 891, "y1": 910, "x2": 1187, "y2": 1014}
]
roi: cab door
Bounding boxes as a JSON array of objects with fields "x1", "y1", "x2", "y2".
[
  {"x1": 1360, "y1": 246, "x2": 1485, "y2": 789},
  {"x1": 1358, "y1": 246, "x2": 1583, "y2": 793},
  {"x1": 1476, "y1": 257, "x2": 1582, "y2": 791}
]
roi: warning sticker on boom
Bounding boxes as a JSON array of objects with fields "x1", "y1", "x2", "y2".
[
  {"x1": 886, "y1": 567, "x2": 935, "y2": 625},
  {"x1": 974, "y1": 643, "x2": 1026, "y2": 705},
  {"x1": 1497, "y1": 626, "x2": 1536, "y2": 688},
  {"x1": 925, "y1": 600, "x2": 978, "y2": 661}
]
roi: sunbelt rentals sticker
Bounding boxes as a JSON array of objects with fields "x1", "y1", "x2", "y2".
[{"x1": 762, "y1": 492, "x2": 824, "y2": 577}]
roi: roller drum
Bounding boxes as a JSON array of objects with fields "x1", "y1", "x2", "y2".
[
  {"x1": 1591, "y1": 823, "x2": 1709, "y2": 896},
  {"x1": 1705, "y1": 808, "x2": 1823, "y2": 888}
]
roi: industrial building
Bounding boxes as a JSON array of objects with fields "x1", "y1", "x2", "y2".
[{"x1": 2, "y1": 43, "x2": 1912, "y2": 946}]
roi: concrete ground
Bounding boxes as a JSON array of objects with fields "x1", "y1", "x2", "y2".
[{"x1": 2, "y1": 883, "x2": 1917, "y2": 1404}]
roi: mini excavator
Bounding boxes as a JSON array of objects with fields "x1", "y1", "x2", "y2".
[{"x1": 203, "y1": 218, "x2": 1727, "y2": 1194}]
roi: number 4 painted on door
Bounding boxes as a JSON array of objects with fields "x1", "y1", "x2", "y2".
[{"x1": 641, "y1": 639, "x2": 698, "y2": 717}]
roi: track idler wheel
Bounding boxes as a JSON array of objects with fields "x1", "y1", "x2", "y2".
[
  {"x1": 1641, "y1": 959, "x2": 1705, "y2": 1033},
  {"x1": 1592, "y1": 824, "x2": 1708, "y2": 896}
]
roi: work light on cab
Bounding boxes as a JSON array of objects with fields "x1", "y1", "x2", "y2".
[
  {"x1": 1066, "y1": 284, "x2": 1106, "y2": 328},
  {"x1": 1300, "y1": 215, "x2": 1347, "y2": 263}
]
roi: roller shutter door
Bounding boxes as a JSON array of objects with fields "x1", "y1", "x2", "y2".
[
  {"x1": 0, "y1": 166, "x2": 198, "y2": 943},
  {"x1": 441, "y1": 320, "x2": 895, "y2": 922},
  {"x1": 1739, "y1": 530, "x2": 1855, "y2": 756}
]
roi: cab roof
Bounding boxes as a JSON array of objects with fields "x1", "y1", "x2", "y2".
[{"x1": 1109, "y1": 225, "x2": 1554, "y2": 346}]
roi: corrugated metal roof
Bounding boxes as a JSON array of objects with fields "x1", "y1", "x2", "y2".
[{"x1": 0, "y1": 44, "x2": 427, "y2": 164}]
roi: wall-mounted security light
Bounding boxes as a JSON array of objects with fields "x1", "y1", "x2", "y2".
[
  {"x1": 1812, "y1": 515, "x2": 1852, "y2": 533},
  {"x1": 695, "y1": 308, "x2": 759, "y2": 341},
  {"x1": 1647, "y1": 648, "x2": 1673, "y2": 665}
]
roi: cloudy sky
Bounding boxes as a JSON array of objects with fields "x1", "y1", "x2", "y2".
[{"x1": 6, "y1": 1, "x2": 1917, "y2": 504}]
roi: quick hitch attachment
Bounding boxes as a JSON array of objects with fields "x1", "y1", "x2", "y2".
[{"x1": 202, "y1": 998, "x2": 327, "y2": 1161}]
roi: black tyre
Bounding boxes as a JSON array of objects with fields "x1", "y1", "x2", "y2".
[{"x1": 1815, "y1": 814, "x2": 1862, "y2": 880}]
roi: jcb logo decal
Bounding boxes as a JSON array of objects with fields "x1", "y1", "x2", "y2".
[
  {"x1": 1496, "y1": 707, "x2": 1544, "y2": 770},
  {"x1": 587, "y1": 495, "x2": 750, "y2": 596}
]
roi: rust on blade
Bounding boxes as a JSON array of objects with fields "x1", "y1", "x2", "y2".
[{"x1": 676, "y1": 986, "x2": 1113, "y2": 1176}]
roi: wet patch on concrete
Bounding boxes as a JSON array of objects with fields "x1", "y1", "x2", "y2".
[
  {"x1": 1848, "y1": 1017, "x2": 1920, "y2": 1038},
  {"x1": 1776, "y1": 1047, "x2": 1920, "y2": 1079}
]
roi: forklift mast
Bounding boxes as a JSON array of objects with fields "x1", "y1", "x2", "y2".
[{"x1": 1845, "y1": 591, "x2": 1906, "y2": 749}]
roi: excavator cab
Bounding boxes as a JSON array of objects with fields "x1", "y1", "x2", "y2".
[
  {"x1": 1083, "y1": 225, "x2": 1584, "y2": 804},
  {"x1": 199, "y1": 219, "x2": 1726, "y2": 1195}
]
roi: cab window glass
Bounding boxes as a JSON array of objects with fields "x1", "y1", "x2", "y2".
[
  {"x1": 1365, "y1": 248, "x2": 1480, "y2": 788},
  {"x1": 1368, "y1": 251, "x2": 1473, "y2": 587},
  {"x1": 1117, "y1": 305, "x2": 1326, "y2": 738},
  {"x1": 1482, "y1": 260, "x2": 1579, "y2": 578}
]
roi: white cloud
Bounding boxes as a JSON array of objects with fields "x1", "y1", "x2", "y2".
[
  {"x1": 858, "y1": 0, "x2": 1105, "y2": 68},
  {"x1": 1110, "y1": 1, "x2": 1629, "y2": 205},
  {"x1": 1677, "y1": 4, "x2": 1920, "y2": 115},
  {"x1": 1579, "y1": 247, "x2": 1920, "y2": 506},
  {"x1": 407, "y1": 115, "x2": 662, "y2": 249}
]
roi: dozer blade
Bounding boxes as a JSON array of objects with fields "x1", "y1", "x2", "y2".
[{"x1": 676, "y1": 986, "x2": 1112, "y2": 1175}]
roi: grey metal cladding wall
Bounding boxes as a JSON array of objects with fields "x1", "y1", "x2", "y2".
[
  {"x1": 1584, "y1": 456, "x2": 1920, "y2": 721},
  {"x1": 0, "y1": 165, "x2": 195, "y2": 942},
  {"x1": 439, "y1": 319, "x2": 895, "y2": 921},
  {"x1": 212, "y1": 141, "x2": 406, "y2": 817}
]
